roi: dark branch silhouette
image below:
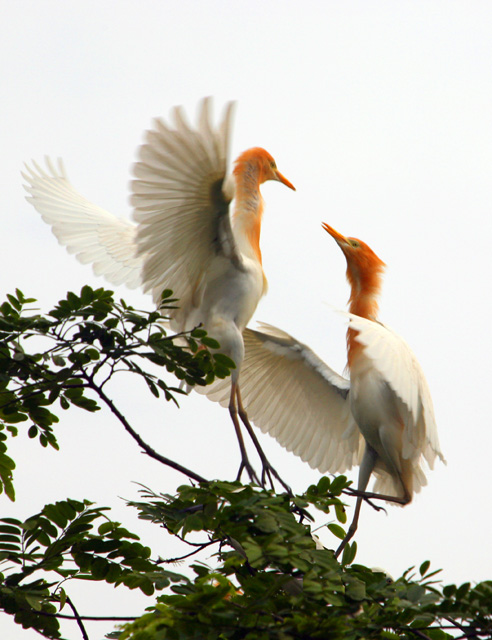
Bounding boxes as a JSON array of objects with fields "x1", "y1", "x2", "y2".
[
  {"x1": 65, "y1": 596, "x2": 89, "y2": 640},
  {"x1": 83, "y1": 371, "x2": 208, "y2": 484}
]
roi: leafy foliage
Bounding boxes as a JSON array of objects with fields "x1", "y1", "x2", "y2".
[
  {"x1": 0, "y1": 289, "x2": 490, "y2": 639},
  {"x1": 0, "y1": 287, "x2": 234, "y2": 498},
  {"x1": 2, "y1": 479, "x2": 490, "y2": 639},
  {"x1": 0, "y1": 498, "x2": 187, "y2": 638},
  {"x1": 119, "y1": 481, "x2": 492, "y2": 640}
]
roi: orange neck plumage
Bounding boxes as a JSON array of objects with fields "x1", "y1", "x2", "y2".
[
  {"x1": 232, "y1": 154, "x2": 265, "y2": 264},
  {"x1": 346, "y1": 263, "x2": 384, "y2": 368}
]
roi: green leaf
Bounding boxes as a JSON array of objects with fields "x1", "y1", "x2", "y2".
[
  {"x1": 317, "y1": 476, "x2": 332, "y2": 493},
  {"x1": 200, "y1": 336, "x2": 220, "y2": 349},
  {"x1": 407, "y1": 584, "x2": 426, "y2": 603},
  {"x1": 0, "y1": 533, "x2": 21, "y2": 544},
  {"x1": 58, "y1": 587, "x2": 67, "y2": 611},
  {"x1": 327, "y1": 523, "x2": 346, "y2": 540},
  {"x1": 341, "y1": 541, "x2": 357, "y2": 565},
  {"x1": 7, "y1": 294, "x2": 22, "y2": 312},
  {"x1": 98, "y1": 521, "x2": 116, "y2": 536},
  {"x1": 213, "y1": 353, "x2": 236, "y2": 369},
  {"x1": 0, "y1": 517, "x2": 22, "y2": 526},
  {"x1": 24, "y1": 594, "x2": 44, "y2": 611},
  {"x1": 344, "y1": 576, "x2": 366, "y2": 601},
  {"x1": 190, "y1": 328, "x2": 207, "y2": 338},
  {"x1": 105, "y1": 563, "x2": 122, "y2": 584},
  {"x1": 1, "y1": 302, "x2": 14, "y2": 316},
  {"x1": 328, "y1": 475, "x2": 349, "y2": 495},
  {"x1": 43, "y1": 504, "x2": 68, "y2": 529},
  {"x1": 334, "y1": 502, "x2": 347, "y2": 524},
  {"x1": 91, "y1": 557, "x2": 110, "y2": 580},
  {"x1": 424, "y1": 630, "x2": 451, "y2": 640},
  {"x1": 0, "y1": 524, "x2": 21, "y2": 535}
]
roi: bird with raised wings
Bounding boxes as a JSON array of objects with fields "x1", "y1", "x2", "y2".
[
  {"x1": 200, "y1": 223, "x2": 444, "y2": 554},
  {"x1": 22, "y1": 98, "x2": 295, "y2": 488}
]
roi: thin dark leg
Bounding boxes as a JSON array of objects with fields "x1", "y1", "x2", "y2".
[
  {"x1": 335, "y1": 494, "x2": 363, "y2": 559},
  {"x1": 335, "y1": 445, "x2": 412, "y2": 559},
  {"x1": 345, "y1": 488, "x2": 410, "y2": 506},
  {"x1": 335, "y1": 445, "x2": 377, "y2": 558},
  {"x1": 229, "y1": 382, "x2": 260, "y2": 485},
  {"x1": 236, "y1": 386, "x2": 291, "y2": 494}
]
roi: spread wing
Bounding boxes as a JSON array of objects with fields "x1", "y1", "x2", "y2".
[
  {"x1": 198, "y1": 322, "x2": 362, "y2": 474},
  {"x1": 22, "y1": 158, "x2": 142, "y2": 288},
  {"x1": 346, "y1": 313, "x2": 445, "y2": 470},
  {"x1": 131, "y1": 98, "x2": 239, "y2": 322}
]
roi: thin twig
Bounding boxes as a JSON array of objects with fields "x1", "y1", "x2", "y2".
[
  {"x1": 442, "y1": 615, "x2": 470, "y2": 636},
  {"x1": 407, "y1": 630, "x2": 432, "y2": 640},
  {"x1": 24, "y1": 609, "x2": 138, "y2": 622},
  {"x1": 161, "y1": 539, "x2": 219, "y2": 564},
  {"x1": 83, "y1": 374, "x2": 208, "y2": 483},
  {"x1": 65, "y1": 596, "x2": 89, "y2": 640}
]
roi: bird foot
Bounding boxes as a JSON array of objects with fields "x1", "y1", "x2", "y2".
[
  {"x1": 344, "y1": 489, "x2": 388, "y2": 514},
  {"x1": 236, "y1": 458, "x2": 291, "y2": 494},
  {"x1": 261, "y1": 462, "x2": 292, "y2": 495},
  {"x1": 236, "y1": 460, "x2": 261, "y2": 486},
  {"x1": 344, "y1": 488, "x2": 393, "y2": 512}
]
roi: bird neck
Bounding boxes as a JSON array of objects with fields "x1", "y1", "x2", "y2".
[
  {"x1": 232, "y1": 164, "x2": 264, "y2": 263},
  {"x1": 346, "y1": 269, "x2": 382, "y2": 368}
]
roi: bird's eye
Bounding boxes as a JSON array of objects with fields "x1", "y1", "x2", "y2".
[
  {"x1": 349, "y1": 239, "x2": 360, "y2": 248},
  {"x1": 270, "y1": 161, "x2": 277, "y2": 170}
]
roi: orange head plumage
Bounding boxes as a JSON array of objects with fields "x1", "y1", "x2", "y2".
[
  {"x1": 322, "y1": 222, "x2": 386, "y2": 366},
  {"x1": 322, "y1": 222, "x2": 386, "y2": 319},
  {"x1": 233, "y1": 147, "x2": 295, "y2": 190}
]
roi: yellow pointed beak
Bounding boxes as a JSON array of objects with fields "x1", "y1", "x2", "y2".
[
  {"x1": 274, "y1": 170, "x2": 296, "y2": 191},
  {"x1": 321, "y1": 222, "x2": 349, "y2": 247}
]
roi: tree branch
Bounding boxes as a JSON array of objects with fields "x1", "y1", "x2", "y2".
[
  {"x1": 160, "y1": 539, "x2": 219, "y2": 564},
  {"x1": 83, "y1": 374, "x2": 207, "y2": 484},
  {"x1": 65, "y1": 596, "x2": 89, "y2": 640},
  {"x1": 25, "y1": 609, "x2": 138, "y2": 622},
  {"x1": 408, "y1": 629, "x2": 432, "y2": 640}
]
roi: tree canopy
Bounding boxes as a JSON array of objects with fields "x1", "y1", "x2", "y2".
[{"x1": 0, "y1": 287, "x2": 490, "y2": 639}]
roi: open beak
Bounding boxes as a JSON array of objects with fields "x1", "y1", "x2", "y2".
[
  {"x1": 274, "y1": 170, "x2": 296, "y2": 191},
  {"x1": 321, "y1": 222, "x2": 349, "y2": 248}
]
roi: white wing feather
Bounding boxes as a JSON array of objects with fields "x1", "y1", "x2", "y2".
[
  {"x1": 22, "y1": 158, "x2": 142, "y2": 289},
  {"x1": 198, "y1": 322, "x2": 362, "y2": 474},
  {"x1": 131, "y1": 98, "x2": 238, "y2": 325},
  {"x1": 346, "y1": 313, "x2": 445, "y2": 470}
]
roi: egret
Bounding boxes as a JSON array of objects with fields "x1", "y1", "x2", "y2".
[
  {"x1": 200, "y1": 223, "x2": 444, "y2": 554},
  {"x1": 22, "y1": 98, "x2": 295, "y2": 487}
]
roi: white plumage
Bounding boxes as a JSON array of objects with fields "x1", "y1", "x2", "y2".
[
  {"x1": 200, "y1": 221, "x2": 444, "y2": 555},
  {"x1": 22, "y1": 157, "x2": 142, "y2": 288},
  {"x1": 199, "y1": 315, "x2": 444, "y2": 499},
  {"x1": 198, "y1": 322, "x2": 360, "y2": 474},
  {"x1": 22, "y1": 98, "x2": 296, "y2": 487}
]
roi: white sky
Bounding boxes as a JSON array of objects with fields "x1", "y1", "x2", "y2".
[{"x1": 2, "y1": 1, "x2": 492, "y2": 638}]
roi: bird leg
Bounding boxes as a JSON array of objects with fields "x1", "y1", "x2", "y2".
[
  {"x1": 335, "y1": 446, "x2": 412, "y2": 559},
  {"x1": 236, "y1": 386, "x2": 292, "y2": 494},
  {"x1": 335, "y1": 494, "x2": 363, "y2": 559},
  {"x1": 344, "y1": 488, "x2": 410, "y2": 506},
  {"x1": 229, "y1": 382, "x2": 261, "y2": 485},
  {"x1": 343, "y1": 488, "x2": 387, "y2": 513},
  {"x1": 335, "y1": 445, "x2": 377, "y2": 559}
]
